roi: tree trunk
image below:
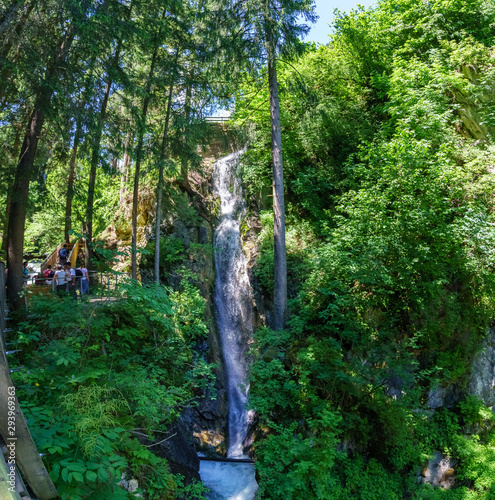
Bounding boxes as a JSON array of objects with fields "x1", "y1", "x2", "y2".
[
  {"x1": 265, "y1": 22, "x2": 287, "y2": 330},
  {"x1": 180, "y1": 82, "x2": 192, "y2": 191},
  {"x1": 1, "y1": 187, "x2": 12, "y2": 256},
  {"x1": 84, "y1": 75, "x2": 112, "y2": 270},
  {"x1": 65, "y1": 61, "x2": 94, "y2": 243},
  {"x1": 65, "y1": 127, "x2": 81, "y2": 244},
  {"x1": 131, "y1": 44, "x2": 159, "y2": 280},
  {"x1": 6, "y1": 26, "x2": 75, "y2": 311},
  {"x1": 1, "y1": 127, "x2": 21, "y2": 256},
  {"x1": 119, "y1": 132, "x2": 132, "y2": 204},
  {"x1": 154, "y1": 81, "x2": 174, "y2": 283}
]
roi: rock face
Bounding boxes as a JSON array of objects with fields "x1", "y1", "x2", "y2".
[
  {"x1": 455, "y1": 64, "x2": 495, "y2": 142},
  {"x1": 155, "y1": 420, "x2": 201, "y2": 483},
  {"x1": 426, "y1": 384, "x2": 463, "y2": 410},
  {"x1": 240, "y1": 214, "x2": 267, "y2": 331},
  {"x1": 468, "y1": 327, "x2": 495, "y2": 408},
  {"x1": 99, "y1": 184, "x2": 156, "y2": 274},
  {"x1": 420, "y1": 452, "x2": 457, "y2": 489},
  {"x1": 138, "y1": 419, "x2": 201, "y2": 486}
]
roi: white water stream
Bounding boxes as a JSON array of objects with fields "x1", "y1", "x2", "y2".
[
  {"x1": 200, "y1": 461, "x2": 258, "y2": 500},
  {"x1": 200, "y1": 151, "x2": 258, "y2": 499}
]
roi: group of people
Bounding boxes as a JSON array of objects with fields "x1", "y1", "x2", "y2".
[
  {"x1": 36, "y1": 244, "x2": 89, "y2": 297},
  {"x1": 17, "y1": 244, "x2": 90, "y2": 298},
  {"x1": 42, "y1": 262, "x2": 89, "y2": 296}
]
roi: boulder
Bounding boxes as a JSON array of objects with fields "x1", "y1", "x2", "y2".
[
  {"x1": 468, "y1": 327, "x2": 495, "y2": 407},
  {"x1": 148, "y1": 419, "x2": 201, "y2": 486},
  {"x1": 420, "y1": 452, "x2": 456, "y2": 489}
]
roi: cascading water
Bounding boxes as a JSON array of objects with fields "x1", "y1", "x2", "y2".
[
  {"x1": 199, "y1": 150, "x2": 258, "y2": 500},
  {"x1": 213, "y1": 149, "x2": 254, "y2": 459}
]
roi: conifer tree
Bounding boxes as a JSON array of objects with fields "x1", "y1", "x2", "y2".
[
  {"x1": 154, "y1": 78, "x2": 175, "y2": 283},
  {"x1": 65, "y1": 57, "x2": 96, "y2": 243},
  {"x1": 225, "y1": 0, "x2": 317, "y2": 329},
  {"x1": 83, "y1": 0, "x2": 134, "y2": 269},
  {"x1": 6, "y1": 0, "x2": 91, "y2": 310}
]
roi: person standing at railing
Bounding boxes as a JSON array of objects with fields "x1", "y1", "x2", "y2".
[
  {"x1": 76, "y1": 263, "x2": 89, "y2": 295},
  {"x1": 43, "y1": 265, "x2": 54, "y2": 285},
  {"x1": 23, "y1": 261, "x2": 29, "y2": 282},
  {"x1": 54, "y1": 265, "x2": 66, "y2": 294}
]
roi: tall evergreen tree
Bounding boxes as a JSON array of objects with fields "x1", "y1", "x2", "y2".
[
  {"x1": 130, "y1": 42, "x2": 159, "y2": 279},
  {"x1": 6, "y1": 0, "x2": 89, "y2": 310},
  {"x1": 154, "y1": 77, "x2": 175, "y2": 283},
  {"x1": 65, "y1": 57, "x2": 96, "y2": 243},
  {"x1": 83, "y1": 0, "x2": 133, "y2": 269},
  {"x1": 226, "y1": 0, "x2": 317, "y2": 329}
]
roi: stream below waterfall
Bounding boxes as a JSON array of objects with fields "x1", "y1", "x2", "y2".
[{"x1": 199, "y1": 151, "x2": 258, "y2": 499}]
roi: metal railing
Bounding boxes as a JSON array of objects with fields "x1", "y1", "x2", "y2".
[{"x1": 25, "y1": 270, "x2": 132, "y2": 303}]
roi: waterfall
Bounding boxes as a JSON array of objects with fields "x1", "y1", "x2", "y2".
[{"x1": 213, "y1": 150, "x2": 255, "y2": 459}]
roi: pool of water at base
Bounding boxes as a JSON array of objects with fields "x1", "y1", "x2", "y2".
[{"x1": 199, "y1": 460, "x2": 258, "y2": 500}]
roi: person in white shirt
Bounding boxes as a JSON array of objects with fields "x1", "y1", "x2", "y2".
[{"x1": 54, "y1": 265, "x2": 66, "y2": 294}]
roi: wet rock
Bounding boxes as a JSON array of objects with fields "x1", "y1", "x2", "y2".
[
  {"x1": 183, "y1": 386, "x2": 229, "y2": 457},
  {"x1": 468, "y1": 327, "x2": 495, "y2": 407},
  {"x1": 420, "y1": 452, "x2": 456, "y2": 489},
  {"x1": 118, "y1": 473, "x2": 141, "y2": 496},
  {"x1": 147, "y1": 419, "x2": 201, "y2": 486},
  {"x1": 198, "y1": 226, "x2": 209, "y2": 244}
]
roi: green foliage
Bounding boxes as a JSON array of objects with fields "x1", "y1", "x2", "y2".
[
  {"x1": 242, "y1": 0, "x2": 495, "y2": 498},
  {"x1": 12, "y1": 278, "x2": 214, "y2": 498},
  {"x1": 140, "y1": 236, "x2": 185, "y2": 278},
  {"x1": 60, "y1": 386, "x2": 130, "y2": 458},
  {"x1": 254, "y1": 211, "x2": 315, "y2": 298}
]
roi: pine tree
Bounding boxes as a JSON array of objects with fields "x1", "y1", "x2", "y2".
[
  {"x1": 224, "y1": 0, "x2": 317, "y2": 329},
  {"x1": 6, "y1": 2, "x2": 84, "y2": 310}
]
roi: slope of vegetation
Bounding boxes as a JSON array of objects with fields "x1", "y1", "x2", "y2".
[
  {"x1": 11, "y1": 278, "x2": 212, "y2": 499},
  {"x1": 237, "y1": 0, "x2": 495, "y2": 497}
]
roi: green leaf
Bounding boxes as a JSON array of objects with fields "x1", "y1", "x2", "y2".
[
  {"x1": 65, "y1": 463, "x2": 86, "y2": 472},
  {"x1": 48, "y1": 445, "x2": 63, "y2": 455},
  {"x1": 98, "y1": 467, "x2": 109, "y2": 482},
  {"x1": 86, "y1": 470, "x2": 98, "y2": 482},
  {"x1": 49, "y1": 464, "x2": 60, "y2": 481},
  {"x1": 61, "y1": 467, "x2": 68, "y2": 482},
  {"x1": 72, "y1": 471, "x2": 84, "y2": 483}
]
